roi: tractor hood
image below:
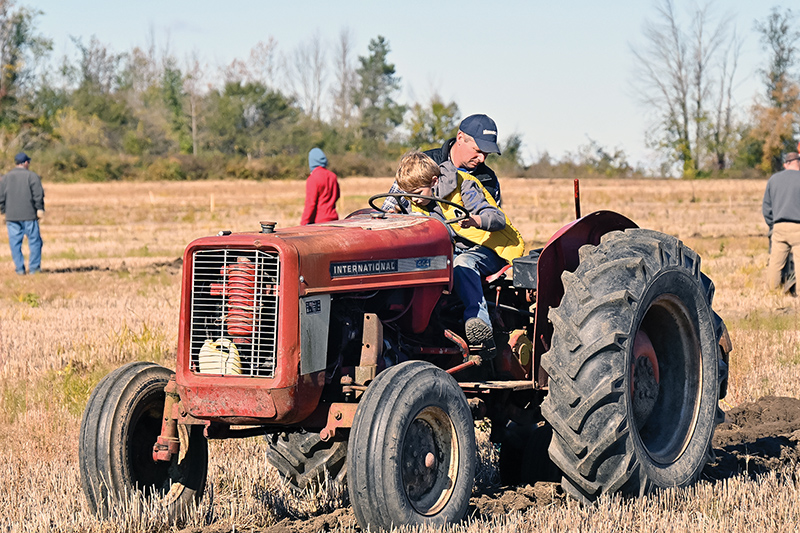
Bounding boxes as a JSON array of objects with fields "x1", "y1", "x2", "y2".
[
  {"x1": 175, "y1": 212, "x2": 454, "y2": 424},
  {"x1": 183, "y1": 212, "x2": 454, "y2": 296}
]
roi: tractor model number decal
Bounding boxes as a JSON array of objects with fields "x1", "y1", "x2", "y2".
[
  {"x1": 330, "y1": 255, "x2": 448, "y2": 278},
  {"x1": 415, "y1": 258, "x2": 431, "y2": 269}
]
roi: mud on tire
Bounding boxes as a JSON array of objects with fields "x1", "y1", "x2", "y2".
[{"x1": 541, "y1": 229, "x2": 727, "y2": 503}]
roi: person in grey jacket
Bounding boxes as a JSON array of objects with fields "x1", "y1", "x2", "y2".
[
  {"x1": 0, "y1": 152, "x2": 44, "y2": 274},
  {"x1": 763, "y1": 151, "x2": 800, "y2": 292}
]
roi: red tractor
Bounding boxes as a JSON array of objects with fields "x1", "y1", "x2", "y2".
[{"x1": 79, "y1": 192, "x2": 731, "y2": 530}]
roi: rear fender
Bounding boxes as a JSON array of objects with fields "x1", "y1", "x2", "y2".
[{"x1": 532, "y1": 211, "x2": 638, "y2": 385}]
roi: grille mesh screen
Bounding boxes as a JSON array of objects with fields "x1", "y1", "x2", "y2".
[{"x1": 189, "y1": 249, "x2": 279, "y2": 377}]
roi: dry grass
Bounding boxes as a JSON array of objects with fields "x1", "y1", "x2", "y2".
[{"x1": 1, "y1": 176, "x2": 799, "y2": 532}]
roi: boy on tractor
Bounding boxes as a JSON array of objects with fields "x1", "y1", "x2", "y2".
[{"x1": 394, "y1": 151, "x2": 524, "y2": 367}]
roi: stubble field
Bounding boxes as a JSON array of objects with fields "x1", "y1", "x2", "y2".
[{"x1": 3, "y1": 176, "x2": 800, "y2": 532}]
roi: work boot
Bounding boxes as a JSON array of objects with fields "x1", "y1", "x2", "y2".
[{"x1": 465, "y1": 317, "x2": 496, "y2": 360}]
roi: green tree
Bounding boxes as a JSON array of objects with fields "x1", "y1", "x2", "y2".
[
  {"x1": 351, "y1": 36, "x2": 405, "y2": 152},
  {"x1": 116, "y1": 44, "x2": 175, "y2": 156},
  {"x1": 27, "y1": 80, "x2": 69, "y2": 133},
  {"x1": 407, "y1": 95, "x2": 459, "y2": 150},
  {"x1": 574, "y1": 138, "x2": 632, "y2": 177},
  {"x1": 161, "y1": 58, "x2": 192, "y2": 153},
  {"x1": 749, "y1": 7, "x2": 800, "y2": 172},
  {"x1": 757, "y1": 7, "x2": 800, "y2": 108},
  {"x1": 488, "y1": 133, "x2": 528, "y2": 175},
  {"x1": 68, "y1": 36, "x2": 131, "y2": 146},
  {"x1": 52, "y1": 107, "x2": 106, "y2": 147},
  {"x1": 0, "y1": 0, "x2": 51, "y2": 132},
  {"x1": 499, "y1": 134, "x2": 526, "y2": 170},
  {"x1": 203, "y1": 81, "x2": 296, "y2": 157},
  {"x1": 182, "y1": 55, "x2": 206, "y2": 156},
  {"x1": 72, "y1": 36, "x2": 125, "y2": 95}
]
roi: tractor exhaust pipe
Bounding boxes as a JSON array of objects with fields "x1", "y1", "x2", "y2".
[{"x1": 574, "y1": 179, "x2": 581, "y2": 219}]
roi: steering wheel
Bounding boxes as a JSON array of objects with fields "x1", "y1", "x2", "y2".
[{"x1": 368, "y1": 193, "x2": 471, "y2": 225}]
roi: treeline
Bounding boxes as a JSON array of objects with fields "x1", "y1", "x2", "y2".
[
  {"x1": 633, "y1": 2, "x2": 799, "y2": 177},
  {"x1": 0, "y1": 0, "x2": 798, "y2": 181}
]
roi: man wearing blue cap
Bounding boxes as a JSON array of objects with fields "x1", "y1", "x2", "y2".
[
  {"x1": 382, "y1": 114, "x2": 503, "y2": 211},
  {"x1": 0, "y1": 152, "x2": 45, "y2": 274}
]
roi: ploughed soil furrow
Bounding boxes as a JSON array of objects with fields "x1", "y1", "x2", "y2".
[{"x1": 184, "y1": 396, "x2": 800, "y2": 533}]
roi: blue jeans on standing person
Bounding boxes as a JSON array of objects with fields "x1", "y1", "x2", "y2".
[
  {"x1": 6, "y1": 220, "x2": 42, "y2": 274},
  {"x1": 453, "y1": 245, "x2": 508, "y2": 328}
]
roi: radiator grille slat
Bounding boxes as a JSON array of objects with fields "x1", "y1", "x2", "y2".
[{"x1": 189, "y1": 249, "x2": 280, "y2": 377}]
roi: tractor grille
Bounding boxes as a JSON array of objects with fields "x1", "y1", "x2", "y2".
[{"x1": 189, "y1": 249, "x2": 280, "y2": 377}]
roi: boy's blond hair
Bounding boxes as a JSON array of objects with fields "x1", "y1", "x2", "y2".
[{"x1": 396, "y1": 151, "x2": 440, "y2": 191}]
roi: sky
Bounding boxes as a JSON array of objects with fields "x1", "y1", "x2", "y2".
[{"x1": 30, "y1": 0, "x2": 786, "y2": 169}]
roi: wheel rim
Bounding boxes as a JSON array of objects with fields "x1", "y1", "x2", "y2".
[
  {"x1": 401, "y1": 406, "x2": 459, "y2": 515},
  {"x1": 128, "y1": 388, "x2": 172, "y2": 494},
  {"x1": 632, "y1": 294, "x2": 702, "y2": 465},
  {"x1": 631, "y1": 330, "x2": 660, "y2": 426}
]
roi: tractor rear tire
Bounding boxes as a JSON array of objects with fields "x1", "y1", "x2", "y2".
[
  {"x1": 266, "y1": 431, "x2": 348, "y2": 491},
  {"x1": 541, "y1": 229, "x2": 726, "y2": 503},
  {"x1": 347, "y1": 360, "x2": 476, "y2": 530},
  {"x1": 79, "y1": 362, "x2": 208, "y2": 522}
]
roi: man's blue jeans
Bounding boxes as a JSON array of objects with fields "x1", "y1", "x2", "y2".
[
  {"x1": 453, "y1": 245, "x2": 508, "y2": 327},
  {"x1": 6, "y1": 220, "x2": 42, "y2": 274}
]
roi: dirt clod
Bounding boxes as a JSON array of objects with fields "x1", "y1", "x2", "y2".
[
  {"x1": 704, "y1": 395, "x2": 800, "y2": 481},
  {"x1": 262, "y1": 508, "x2": 357, "y2": 532},
  {"x1": 470, "y1": 482, "x2": 565, "y2": 519}
]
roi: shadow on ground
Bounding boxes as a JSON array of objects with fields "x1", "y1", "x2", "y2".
[{"x1": 42, "y1": 258, "x2": 183, "y2": 275}]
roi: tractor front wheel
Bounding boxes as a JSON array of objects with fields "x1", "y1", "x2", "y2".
[
  {"x1": 347, "y1": 360, "x2": 476, "y2": 530},
  {"x1": 79, "y1": 362, "x2": 208, "y2": 522}
]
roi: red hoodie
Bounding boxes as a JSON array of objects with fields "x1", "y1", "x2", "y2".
[{"x1": 301, "y1": 166, "x2": 340, "y2": 225}]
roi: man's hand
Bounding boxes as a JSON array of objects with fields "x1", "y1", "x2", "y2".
[
  {"x1": 36, "y1": 209, "x2": 44, "y2": 220},
  {"x1": 459, "y1": 214, "x2": 481, "y2": 229}
]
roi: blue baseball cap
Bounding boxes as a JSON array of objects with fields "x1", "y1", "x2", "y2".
[
  {"x1": 14, "y1": 152, "x2": 30, "y2": 164},
  {"x1": 459, "y1": 114, "x2": 501, "y2": 155}
]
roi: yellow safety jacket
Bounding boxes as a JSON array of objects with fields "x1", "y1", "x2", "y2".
[{"x1": 413, "y1": 171, "x2": 524, "y2": 263}]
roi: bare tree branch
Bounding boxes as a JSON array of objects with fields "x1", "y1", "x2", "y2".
[
  {"x1": 632, "y1": 0, "x2": 739, "y2": 176},
  {"x1": 287, "y1": 32, "x2": 326, "y2": 120},
  {"x1": 331, "y1": 27, "x2": 356, "y2": 129}
]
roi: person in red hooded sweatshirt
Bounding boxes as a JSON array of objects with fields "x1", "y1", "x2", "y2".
[{"x1": 301, "y1": 147, "x2": 340, "y2": 225}]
